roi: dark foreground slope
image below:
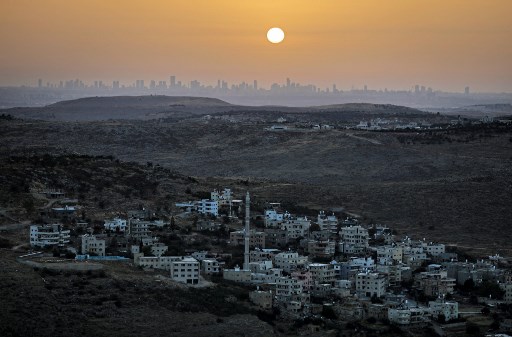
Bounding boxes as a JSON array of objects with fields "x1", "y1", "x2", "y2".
[{"x1": 0, "y1": 251, "x2": 274, "y2": 337}]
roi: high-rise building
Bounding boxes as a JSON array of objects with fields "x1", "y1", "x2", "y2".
[
  {"x1": 38, "y1": 78, "x2": 43, "y2": 88},
  {"x1": 465, "y1": 86, "x2": 470, "y2": 95},
  {"x1": 254, "y1": 80, "x2": 258, "y2": 90},
  {"x1": 170, "y1": 76, "x2": 176, "y2": 88}
]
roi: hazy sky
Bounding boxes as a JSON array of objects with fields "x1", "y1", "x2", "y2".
[{"x1": 1, "y1": 0, "x2": 511, "y2": 91}]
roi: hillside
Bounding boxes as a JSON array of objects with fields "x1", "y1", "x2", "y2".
[
  {"x1": 1, "y1": 112, "x2": 511, "y2": 256},
  {"x1": 1, "y1": 95, "x2": 429, "y2": 121},
  {"x1": 2, "y1": 96, "x2": 234, "y2": 121}
]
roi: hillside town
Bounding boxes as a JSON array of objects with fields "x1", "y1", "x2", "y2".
[{"x1": 20, "y1": 186, "x2": 512, "y2": 336}]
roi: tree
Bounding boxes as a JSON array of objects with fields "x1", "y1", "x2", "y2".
[
  {"x1": 481, "y1": 306, "x2": 490, "y2": 316},
  {"x1": 309, "y1": 223, "x2": 321, "y2": 232}
]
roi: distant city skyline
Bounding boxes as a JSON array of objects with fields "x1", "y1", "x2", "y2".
[
  {"x1": 1, "y1": 1, "x2": 511, "y2": 92},
  {"x1": 6, "y1": 76, "x2": 484, "y2": 95},
  {"x1": 2, "y1": 74, "x2": 511, "y2": 110}
]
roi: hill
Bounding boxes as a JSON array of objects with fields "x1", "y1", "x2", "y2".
[{"x1": 1, "y1": 95, "x2": 428, "y2": 121}]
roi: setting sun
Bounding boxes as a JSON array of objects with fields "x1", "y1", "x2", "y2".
[{"x1": 267, "y1": 27, "x2": 285, "y2": 44}]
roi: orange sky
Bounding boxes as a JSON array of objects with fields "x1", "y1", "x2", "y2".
[{"x1": 1, "y1": 0, "x2": 511, "y2": 91}]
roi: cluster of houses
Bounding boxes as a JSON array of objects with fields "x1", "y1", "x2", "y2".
[
  {"x1": 354, "y1": 115, "x2": 512, "y2": 131},
  {"x1": 28, "y1": 187, "x2": 512, "y2": 327},
  {"x1": 175, "y1": 188, "x2": 241, "y2": 217},
  {"x1": 355, "y1": 119, "x2": 433, "y2": 131}
]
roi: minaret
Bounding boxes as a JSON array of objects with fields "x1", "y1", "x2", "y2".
[{"x1": 243, "y1": 191, "x2": 250, "y2": 270}]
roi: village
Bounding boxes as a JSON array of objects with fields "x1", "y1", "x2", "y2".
[{"x1": 22, "y1": 186, "x2": 512, "y2": 336}]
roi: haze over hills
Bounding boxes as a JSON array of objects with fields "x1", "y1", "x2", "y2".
[{"x1": 2, "y1": 95, "x2": 429, "y2": 121}]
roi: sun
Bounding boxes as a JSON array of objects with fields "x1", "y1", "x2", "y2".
[{"x1": 267, "y1": 27, "x2": 285, "y2": 44}]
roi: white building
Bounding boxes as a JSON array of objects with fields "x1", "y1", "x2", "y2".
[
  {"x1": 422, "y1": 242, "x2": 446, "y2": 256},
  {"x1": 281, "y1": 217, "x2": 311, "y2": 240},
  {"x1": 388, "y1": 305, "x2": 432, "y2": 325},
  {"x1": 355, "y1": 272, "x2": 387, "y2": 298},
  {"x1": 170, "y1": 257, "x2": 200, "y2": 284},
  {"x1": 309, "y1": 263, "x2": 336, "y2": 285},
  {"x1": 223, "y1": 266, "x2": 252, "y2": 283},
  {"x1": 339, "y1": 226, "x2": 369, "y2": 254},
  {"x1": 251, "y1": 268, "x2": 282, "y2": 284},
  {"x1": 30, "y1": 224, "x2": 70, "y2": 248},
  {"x1": 196, "y1": 199, "x2": 218, "y2": 217},
  {"x1": 377, "y1": 245, "x2": 403, "y2": 263},
  {"x1": 276, "y1": 277, "x2": 303, "y2": 302},
  {"x1": 150, "y1": 243, "x2": 168, "y2": 257},
  {"x1": 428, "y1": 299, "x2": 459, "y2": 322},
  {"x1": 104, "y1": 217, "x2": 127, "y2": 232},
  {"x1": 210, "y1": 188, "x2": 232, "y2": 206},
  {"x1": 274, "y1": 252, "x2": 308, "y2": 273},
  {"x1": 135, "y1": 255, "x2": 182, "y2": 270},
  {"x1": 81, "y1": 234, "x2": 105, "y2": 256},
  {"x1": 317, "y1": 211, "x2": 338, "y2": 233}
]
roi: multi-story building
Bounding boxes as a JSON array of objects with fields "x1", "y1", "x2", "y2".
[
  {"x1": 274, "y1": 252, "x2": 308, "y2": 273},
  {"x1": 135, "y1": 255, "x2": 182, "y2": 270},
  {"x1": 210, "y1": 188, "x2": 232, "y2": 206},
  {"x1": 264, "y1": 209, "x2": 286, "y2": 226},
  {"x1": 339, "y1": 226, "x2": 369, "y2": 254},
  {"x1": 402, "y1": 246, "x2": 428, "y2": 269},
  {"x1": 127, "y1": 219, "x2": 151, "y2": 238},
  {"x1": 388, "y1": 305, "x2": 432, "y2": 325},
  {"x1": 355, "y1": 272, "x2": 387, "y2": 298},
  {"x1": 251, "y1": 268, "x2": 282, "y2": 284},
  {"x1": 306, "y1": 239, "x2": 336, "y2": 258},
  {"x1": 422, "y1": 242, "x2": 446, "y2": 256},
  {"x1": 81, "y1": 234, "x2": 105, "y2": 256},
  {"x1": 309, "y1": 263, "x2": 336, "y2": 285},
  {"x1": 415, "y1": 265, "x2": 456, "y2": 297},
  {"x1": 291, "y1": 270, "x2": 313, "y2": 291},
  {"x1": 376, "y1": 263, "x2": 402, "y2": 287},
  {"x1": 264, "y1": 228, "x2": 288, "y2": 247},
  {"x1": 376, "y1": 245, "x2": 403, "y2": 263},
  {"x1": 428, "y1": 299, "x2": 459, "y2": 322},
  {"x1": 500, "y1": 282, "x2": 512, "y2": 304},
  {"x1": 170, "y1": 257, "x2": 200, "y2": 284},
  {"x1": 229, "y1": 230, "x2": 265, "y2": 248},
  {"x1": 195, "y1": 199, "x2": 218, "y2": 217},
  {"x1": 282, "y1": 217, "x2": 311, "y2": 240},
  {"x1": 223, "y1": 266, "x2": 251, "y2": 283},
  {"x1": 30, "y1": 224, "x2": 70, "y2": 248},
  {"x1": 335, "y1": 257, "x2": 375, "y2": 281},
  {"x1": 104, "y1": 217, "x2": 127, "y2": 232},
  {"x1": 150, "y1": 243, "x2": 168, "y2": 257},
  {"x1": 317, "y1": 211, "x2": 338, "y2": 233},
  {"x1": 275, "y1": 276, "x2": 303, "y2": 302},
  {"x1": 250, "y1": 248, "x2": 280, "y2": 262}
]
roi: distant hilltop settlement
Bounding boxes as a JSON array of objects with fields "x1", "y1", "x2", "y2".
[{"x1": 24, "y1": 187, "x2": 512, "y2": 329}]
